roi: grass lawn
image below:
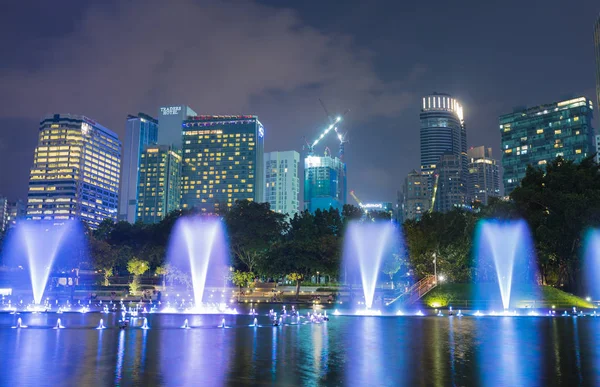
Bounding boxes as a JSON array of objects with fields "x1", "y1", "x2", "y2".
[{"x1": 421, "y1": 283, "x2": 595, "y2": 309}]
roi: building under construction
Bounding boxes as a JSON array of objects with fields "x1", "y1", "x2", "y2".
[{"x1": 303, "y1": 109, "x2": 348, "y2": 213}]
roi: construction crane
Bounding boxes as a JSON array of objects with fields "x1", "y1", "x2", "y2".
[
  {"x1": 319, "y1": 98, "x2": 349, "y2": 160},
  {"x1": 303, "y1": 115, "x2": 342, "y2": 157},
  {"x1": 350, "y1": 190, "x2": 363, "y2": 208}
]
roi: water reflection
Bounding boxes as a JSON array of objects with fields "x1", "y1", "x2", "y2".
[
  {"x1": 477, "y1": 318, "x2": 541, "y2": 385},
  {"x1": 1, "y1": 312, "x2": 600, "y2": 386}
]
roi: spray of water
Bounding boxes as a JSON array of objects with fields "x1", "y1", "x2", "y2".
[{"x1": 343, "y1": 221, "x2": 399, "y2": 310}]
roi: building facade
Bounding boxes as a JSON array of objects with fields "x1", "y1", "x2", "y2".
[
  {"x1": 433, "y1": 154, "x2": 467, "y2": 213},
  {"x1": 0, "y1": 197, "x2": 7, "y2": 232},
  {"x1": 402, "y1": 170, "x2": 430, "y2": 221},
  {"x1": 6, "y1": 200, "x2": 26, "y2": 229},
  {"x1": 136, "y1": 145, "x2": 181, "y2": 224},
  {"x1": 500, "y1": 97, "x2": 595, "y2": 194},
  {"x1": 26, "y1": 114, "x2": 121, "y2": 228},
  {"x1": 264, "y1": 150, "x2": 300, "y2": 217},
  {"x1": 467, "y1": 146, "x2": 501, "y2": 205},
  {"x1": 595, "y1": 14, "x2": 600, "y2": 129},
  {"x1": 181, "y1": 115, "x2": 264, "y2": 213},
  {"x1": 118, "y1": 113, "x2": 158, "y2": 223},
  {"x1": 158, "y1": 105, "x2": 197, "y2": 150},
  {"x1": 304, "y1": 153, "x2": 346, "y2": 213}
]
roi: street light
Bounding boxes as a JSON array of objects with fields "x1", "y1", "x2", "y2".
[{"x1": 316, "y1": 271, "x2": 320, "y2": 285}]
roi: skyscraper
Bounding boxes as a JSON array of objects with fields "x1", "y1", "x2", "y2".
[
  {"x1": 595, "y1": 14, "x2": 600, "y2": 129},
  {"x1": 500, "y1": 97, "x2": 595, "y2": 194},
  {"x1": 420, "y1": 93, "x2": 466, "y2": 176},
  {"x1": 264, "y1": 150, "x2": 300, "y2": 217},
  {"x1": 6, "y1": 200, "x2": 26, "y2": 229},
  {"x1": 26, "y1": 114, "x2": 121, "y2": 228},
  {"x1": 158, "y1": 105, "x2": 197, "y2": 149},
  {"x1": 304, "y1": 150, "x2": 346, "y2": 213},
  {"x1": 433, "y1": 154, "x2": 466, "y2": 212},
  {"x1": 181, "y1": 115, "x2": 264, "y2": 213},
  {"x1": 420, "y1": 93, "x2": 468, "y2": 211},
  {"x1": 118, "y1": 113, "x2": 158, "y2": 223},
  {"x1": 136, "y1": 145, "x2": 181, "y2": 224},
  {"x1": 467, "y1": 146, "x2": 500, "y2": 205},
  {"x1": 401, "y1": 169, "x2": 430, "y2": 221},
  {"x1": 0, "y1": 197, "x2": 7, "y2": 232}
]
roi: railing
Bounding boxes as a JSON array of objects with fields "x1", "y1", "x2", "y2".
[{"x1": 386, "y1": 275, "x2": 437, "y2": 306}]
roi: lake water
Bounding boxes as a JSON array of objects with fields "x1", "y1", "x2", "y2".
[{"x1": 1, "y1": 309, "x2": 599, "y2": 386}]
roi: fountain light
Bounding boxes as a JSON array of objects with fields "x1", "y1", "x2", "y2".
[
  {"x1": 54, "y1": 319, "x2": 65, "y2": 329},
  {"x1": 395, "y1": 310, "x2": 404, "y2": 316},
  {"x1": 354, "y1": 309, "x2": 382, "y2": 316},
  {"x1": 415, "y1": 310, "x2": 425, "y2": 316},
  {"x1": 473, "y1": 311, "x2": 484, "y2": 316}
]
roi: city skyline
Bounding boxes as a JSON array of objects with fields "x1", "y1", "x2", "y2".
[{"x1": 0, "y1": 1, "x2": 598, "y2": 204}]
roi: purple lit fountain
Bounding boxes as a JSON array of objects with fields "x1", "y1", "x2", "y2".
[
  {"x1": 343, "y1": 221, "x2": 401, "y2": 314},
  {"x1": 165, "y1": 216, "x2": 235, "y2": 314},
  {"x1": 4, "y1": 220, "x2": 83, "y2": 307}
]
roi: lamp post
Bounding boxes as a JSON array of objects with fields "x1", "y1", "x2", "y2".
[
  {"x1": 316, "y1": 271, "x2": 320, "y2": 285},
  {"x1": 433, "y1": 252, "x2": 437, "y2": 285}
]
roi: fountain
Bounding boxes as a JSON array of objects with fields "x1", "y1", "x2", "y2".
[
  {"x1": 12, "y1": 318, "x2": 27, "y2": 328},
  {"x1": 54, "y1": 318, "x2": 65, "y2": 329},
  {"x1": 96, "y1": 319, "x2": 106, "y2": 329},
  {"x1": 166, "y1": 216, "x2": 233, "y2": 313},
  {"x1": 253, "y1": 318, "x2": 258, "y2": 327},
  {"x1": 475, "y1": 219, "x2": 538, "y2": 311},
  {"x1": 221, "y1": 318, "x2": 226, "y2": 328},
  {"x1": 582, "y1": 229, "x2": 600, "y2": 302},
  {"x1": 181, "y1": 319, "x2": 190, "y2": 329},
  {"x1": 141, "y1": 318, "x2": 149, "y2": 330},
  {"x1": 3, "y1": 220, "x2": 84, "y2": 305},
  {"x1": 343, "y1": 221, "x2": 401, "y2": 312}
]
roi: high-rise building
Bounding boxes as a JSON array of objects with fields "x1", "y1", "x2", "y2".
[
  {"x1": 595, "y1": 134, "x2": 600, "y2": 163},
  {"x1": 6, "y1": 200, "x2": 26, "y2": 229},
  {"x1": 420, "y1": 93, "x2": 467, "y2": 177},
  {"x1": 264, "y1": 151, "x2": 300, "y2": 217},
  {"x1": 158, "y1": 105, "x2": 197, "y2": 149},
  {"x1": 118, "y1": 113, "x2": 158, "y2": 223},
  {"x1": 401, "y1": 169, "x2": 430, "y2": 221},
  {"x1": 26, "y1": 114, "x2": 121, "y2": 228},
  {"x1": 433, "y1": 154, "x2": 466, "y2": 212},
  {"x1": 595, "y1": 14, "x2": 600, "y2": 129},
  {"x1": 467, "y1": 146, "x2": 501, "y2": 205},
  {"x1": 304, "y1": 151, "x2": 346, "y2": 213},
  {"x1": 136, "y1": 145, "x2": 181, "y2": 224},
  {"x1": 500, "y1": 97, "x2": 595, "y2": 194},
  {"x1": 181, "y1": 115, "x2": 264, "y2": 213},
  {"x1": 0, "y1": 197, "x2": 7, "y2": 232}
]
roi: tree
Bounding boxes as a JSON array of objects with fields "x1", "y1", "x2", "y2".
[
  {"x1": 127, "y1": 258, "x2": 149, "y2": 294},
  {"x1": 511, "y1": 156, "x2": 600, "y2": 290},
  {"x1": 287, "y1": 273, "x2": 303, "y2": 300},
  {"x1": 155, "y1": 265, "x2": 168, "y2": 289},
  {"x1": 381, "y1": 254, "x2": 403, "y2": 289},
  {"x1": 89, "y1": 236, "x2": 116, "y2": 285},
  {"x1": 231, "y1": 270, "x2": 255, "y2": 300},
  {"x1": 224, "y1": 200, "x2": 287, "y2": 273}
]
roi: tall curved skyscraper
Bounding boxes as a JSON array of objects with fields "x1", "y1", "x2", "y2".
[
  {"x1": 419, "y1": 93, "x2": 466, "y2": 176},
  {"x1": 419, "y1": 93, "x2": 468, "y2": 211}
]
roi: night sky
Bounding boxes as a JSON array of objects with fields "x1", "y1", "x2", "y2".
[{"x1": 0, "y1": 0, "x2": 598, "y2": 204}]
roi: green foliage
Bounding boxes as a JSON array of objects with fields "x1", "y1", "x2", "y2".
[
  {"x1": 127, "y1": 258, "x2": 149, "y2": 276},
  {"x1": 129, "y1": 276, "x2": 141, "y2": 295},
  {"x1": 511, "y1": 156, "x2": 600, "y2": 290},
  {"x1": 231, "y1": 270, "x2": 255, "y2": 289}
]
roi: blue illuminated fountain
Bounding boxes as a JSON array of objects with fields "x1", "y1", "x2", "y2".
[
  {"x1": 166, "y1": 216, "x2": 234, "y2": 313},
  {"x1": 343, "y1": 221, "x2": 400, "y2": 313},
  {"x1": 4, "y1": 220, "x2": 83, "y2": 306},
  {"x1": 582, "y1": 229, "x2": 600, "y2": 301},
  {"x1": 475, "y1": 219, "x2": 538, "y2": 311}
]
